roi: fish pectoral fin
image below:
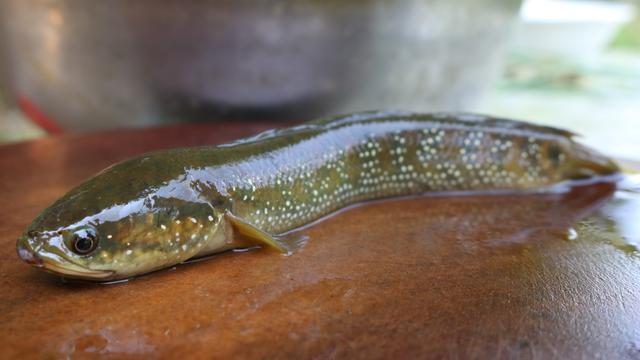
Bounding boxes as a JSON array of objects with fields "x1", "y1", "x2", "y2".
[{"x1": 224, "y1": 212, "x2": 308, "y2": 255}]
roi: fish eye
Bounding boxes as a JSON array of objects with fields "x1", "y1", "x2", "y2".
[{"x1": 71, "y1": 230, "x2": 98, "y2": 255}]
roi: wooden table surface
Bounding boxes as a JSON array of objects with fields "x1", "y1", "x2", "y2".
[{"x1": 1, "y1": 123, "x2": 639, "y2": 359}]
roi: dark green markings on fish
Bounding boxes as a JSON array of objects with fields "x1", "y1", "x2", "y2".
[{"x1": 16, "y1": 111, "x2": 619, "y2": 281}]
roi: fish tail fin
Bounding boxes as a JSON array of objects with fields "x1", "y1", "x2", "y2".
[
  {"x1": 566, "y1": 142, "x2": 620, "y2": 179},
  {"x1": 614, "y1": 159, "x2": 640, "y2": 175}
]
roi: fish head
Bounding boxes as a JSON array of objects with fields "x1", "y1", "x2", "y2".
[
  {"x1": 17, "y1": 200, "x2": 226, "y2": 282},
  {"x1": 17, "y1": 155, "x2": 228, "y2": 281},
  {"x1": 17, "y1": 223, "x2": 115, "y2": 280}
]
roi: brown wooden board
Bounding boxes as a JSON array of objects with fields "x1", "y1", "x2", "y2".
[{"x1": 1, "y1": 123, "x2": 639, "y2": 359}]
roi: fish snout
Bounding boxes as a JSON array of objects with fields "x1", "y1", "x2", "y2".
[{"x1": 16, "y1": 236, "x2": 43, "y2": 267}]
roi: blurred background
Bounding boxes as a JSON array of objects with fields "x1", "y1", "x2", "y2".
[{"x1": 0, "y1": 0, "x2": 638, "y2": 160}]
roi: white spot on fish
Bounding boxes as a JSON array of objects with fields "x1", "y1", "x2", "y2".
[
  {"x1": 125, "y1": 250, "x2": 132, "y2": 255},
  {"x1": 190, "y1": 217, "x2": 197, "y2": 224},
  {"x1": 208, "y1": 215, "x2": 214, "y2": 222},
  {"x1": 107, "y1": 235, "x2": 112, "y2": 239},
  {"x1": 161, "y1": 224, "x2": 167, "y2": 230}
]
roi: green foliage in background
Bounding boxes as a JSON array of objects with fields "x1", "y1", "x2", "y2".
[
  {"x1": 612, "y1": 16, "x2": 640, "y2": 49},
  {"x1": 611, "y1": 0, "x2": 640, "y2": 49}
]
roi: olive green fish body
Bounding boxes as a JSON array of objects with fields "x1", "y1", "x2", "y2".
[{"x1": 17, "y1": 111, "x2": 619, "y2": 280}]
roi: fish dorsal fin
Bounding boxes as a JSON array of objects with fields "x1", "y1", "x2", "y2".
[
  {"x1": 219, "y1": 111, "x2": 412, "y2": 147},
  {"x1": 315, "y1": 111, "x2": 577, "y2": 139},
  {"x1": 430, "y1": 112, "x2": 577, "y2": 138},
  {"x1": 220, "y1": 111, "x2": 576, "y2": 149},
  {"x1": 217, "y1": 124, "x2": 322, "y2": 148}
]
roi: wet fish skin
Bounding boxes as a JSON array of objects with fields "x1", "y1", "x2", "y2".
[{"x1": 16, "y1": 111, "x2": 619, "y2": 281}]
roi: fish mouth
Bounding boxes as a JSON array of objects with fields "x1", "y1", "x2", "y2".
[
  {"x1": 17, "y1": 235, "x2": 115, "y2": 280},
  {"x1": 40, "y1": 260, "x2": 115, "y2": 279},
  {"x1": 17, "y1": 239, "x2": 44, "y2": 267}
]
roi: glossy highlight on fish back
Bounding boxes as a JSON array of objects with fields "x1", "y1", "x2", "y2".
[{"x1": 16, "y1": 111, "x2": 619, "y2": 281}]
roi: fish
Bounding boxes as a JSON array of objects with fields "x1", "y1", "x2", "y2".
[{"x1": 16, "y1": 111, "x2": 620, "y2": 281}]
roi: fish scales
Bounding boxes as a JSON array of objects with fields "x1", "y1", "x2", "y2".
[
  {"x1": 207, "y1": 113, "x2": 591, "y2": 234},
  {"x1": 229, "y1": 123, "x2": 544, "y2": 233},
  {"x1": 16, "y1": 111, "x2": 619, "y2": 281}
]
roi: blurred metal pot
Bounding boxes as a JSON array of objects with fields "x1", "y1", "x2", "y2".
[{"x1": 0, "y1": 0, "x2": 521, "y2": 131}]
